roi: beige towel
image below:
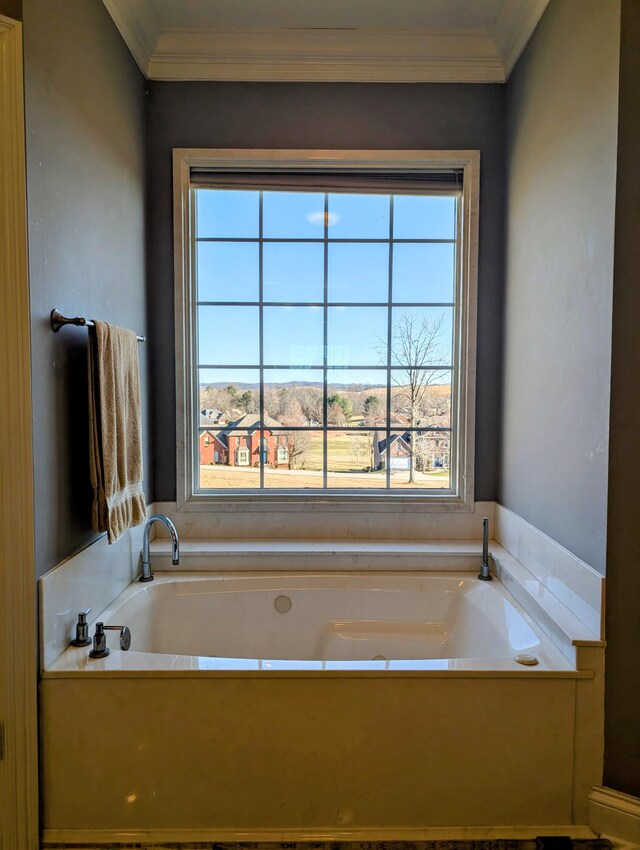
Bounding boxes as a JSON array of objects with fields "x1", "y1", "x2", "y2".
[{"x1": 88, "y1": 321, "x2": 147, "y2": 543}]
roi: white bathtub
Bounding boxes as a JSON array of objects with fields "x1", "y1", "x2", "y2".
[
  {"x1": 41, "y1": 570, "x2": 601, "y2": 843},
  {"x1": 48, "y1": 572, "x2": 569, "y2": 672}
]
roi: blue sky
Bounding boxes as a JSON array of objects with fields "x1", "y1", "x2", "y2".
[
  {"x1": 196, "y1": 189, "x2": 456, "y2": 381},
  {"x1": 196, "y1": 189, "x2": 456, "y2": 240}
]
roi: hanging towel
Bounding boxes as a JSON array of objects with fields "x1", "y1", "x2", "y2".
[{"x1": 88, "y1": 321, "x2": 147, "y2": 543}]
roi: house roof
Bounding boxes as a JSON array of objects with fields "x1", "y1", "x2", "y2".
[
  {"x1": 377, "y1": 431, "x2": 411, "y2": 455},
  {"x1": 219, "y1": 412, "x2": 284, "y2": 437},
  {"x1": 200, "y1": 409, "x2": 225, "y2": 426},
  {"x1": 377, "y1": 430, "x2": 450, "y2": 454}
]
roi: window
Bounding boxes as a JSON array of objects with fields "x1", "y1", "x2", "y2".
[
  {"x1": 236, "y1": 447, "x2": 250, "y2": 466},
  {"x1": 176, "y1": 150, "x2": 478, "y2": 506}
]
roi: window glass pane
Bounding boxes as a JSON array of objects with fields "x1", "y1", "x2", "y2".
[
  {"x1": 327, "y1": 370, "x2": 387, "y2": 427},
  {"x1": 327, "y1": 431, "x2": 386, "y2": 488},
  {"x1": 328, "y1": 193, "x2": 389, "y2": 239},
  {"x1": 263, "y1": 430, "x2": 323, "y2": 489},
  {"x1": 263, "y1": 192, "x2": 325, "y2": 239},
  {"x1": 263, "y1": 369, "x2": 324, "y2": 426},
  {"x1": 198, "y1": 306, "x2": 260, "y2": 366},
  {"x1": 327, "y1": 307, "x2": 387, "y2": 367},
  {"x1": 390, "y1": 370, "x2": 451, "y2": 429},
  {"x1": 263, "y1": 242, "x2": 324, "y2": 303},
  {"x1": 190, "y1": 182, "x2": 464, "y2": 495},
  {"x1": 390, "y1": 307, "x2": 453, "y2": 367},
  {"x1": 393, "y1": 243, "x2": 455, "y2": 304},
  {"x1": 197, "y1": 189, "x2": 259, "y2": 238},
  {"x1": 328, "y1": 243, "x2": 389, "y2": 303},
  {"x1": 263, "y1": 306, "x2": 323, "y2": 367},
  {"x1": 389, "y1": 430, "x2": 451, "y2": 490},
  {"x1": 198, "y1": 369, "x2": 260, "y2": 426},
  {"x1": 393, "y1": 195, "x2": 456, "y2": 240},
  {"x1": 198, "y1": 429, "x2": 261, "y2": 490},
  {"x1": 197, "y1": 242, "x2": 259, "y2": 302}
]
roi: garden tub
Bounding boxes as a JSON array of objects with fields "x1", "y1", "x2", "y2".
[
  {"x1": 47, "y1": 571, "x2": 568, "y2": 671},
  {"x1": 41, "y1": 571, "x2": 600, "y2": 844}
]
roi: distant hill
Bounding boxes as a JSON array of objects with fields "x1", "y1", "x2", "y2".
[{"x1": 200, "y1": 380, "x2": 450, "y2": 393}]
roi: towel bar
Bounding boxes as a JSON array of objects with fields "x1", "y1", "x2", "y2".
[{"x1": 50, "y1": 308, "x2": 145, "y2": 342}]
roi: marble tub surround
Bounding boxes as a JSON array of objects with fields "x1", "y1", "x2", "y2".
[
  {"x1": 40, "y1": 672, "x2": 597, "y2": 841},
  {"x1": 39, "y1": 509, "x2": 152, "y2": 668},
  {"x1": 494, "y1": 505, "x2": 604, "y2": 639},
  {"x1": 150, "y1": 500, "x2": 603, "y2": 641},
  {"x1": 40, "y1": 501, "x2": 606, "y2": 672},
  {"x1": 490, "y1": 546, "x2": 602, "y2": 667},
  {"x1": 148, "y1": 539, "x2": 487, "y2": 573},
  {"x1": 152, "y1": 499, "x2": 496, "y2": 541}
]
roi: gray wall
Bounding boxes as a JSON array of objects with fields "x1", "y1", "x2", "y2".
[
  {"x1": 23, "y1": 0, "x2": 150, "y2": 577},
  {"x1": 500, "y1": 0, "x2": 620, "y2": 574},
  {"x1": 146, "y1": 81, "x2": 506, "y2": 502},
  {"x1": 604, "y1": 0, "x2": 640, "y2": 799}
]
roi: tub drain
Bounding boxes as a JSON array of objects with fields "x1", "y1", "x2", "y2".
[
  {"x1": 515, "y1": 653, "x2": 539, "y2": 666},
  {"x1": 274, "y1": 595, "x2": 292, "y2": 613}
]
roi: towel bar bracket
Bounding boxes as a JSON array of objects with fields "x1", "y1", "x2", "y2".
[{"x1": 50, "y1": 308, "x2": 145, "y2": 342}]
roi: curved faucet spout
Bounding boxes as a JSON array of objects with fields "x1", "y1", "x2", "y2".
[{"x1": 139, "y1": 514, "x2": 180, "y2": 582}]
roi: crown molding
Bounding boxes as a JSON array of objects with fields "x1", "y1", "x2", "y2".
[
  {"x1": 102, "y1": 0, "x2": 161, "y2": 76},
  {"x1": 493, "y1": 0, "x2": 550, "y2": 79},
  {"x1": 103, "y1": 1, "x2": 548, "y2": 83},
  {"x1": 149, "y1": 27, "x2": 505, "y2": 83}
]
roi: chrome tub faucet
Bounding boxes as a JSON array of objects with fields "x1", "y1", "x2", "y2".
[{"x1": 140, "y1": 514, "x2": 180, "y2": 582}]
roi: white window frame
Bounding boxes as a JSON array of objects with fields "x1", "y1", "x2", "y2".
[
  {"x1": 174, "y1": 149, "x2": 479, "y2": 511},
  {"x1": 236, "y1": 447, "x2": 250, "y2": 466}
]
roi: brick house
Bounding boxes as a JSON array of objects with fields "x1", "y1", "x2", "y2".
[
  {"x1": 199, "y1": 410, "x2": 227, "y2": 464},
  {"x1": 199, "y1": 413, "x2": 290, "y2": 468}
]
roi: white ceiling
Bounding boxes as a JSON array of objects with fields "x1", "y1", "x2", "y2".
[{"x1": 103, "y1": 0, "x2": 550, "y2": 83}]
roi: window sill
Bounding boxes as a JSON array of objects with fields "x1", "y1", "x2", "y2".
[{"x1": 172, "y1": 490, "x2": 476, "y2": 515}]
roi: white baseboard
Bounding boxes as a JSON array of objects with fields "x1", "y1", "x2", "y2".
[{"x1": 589, "y1": 785, "x2": 640, "y2": 848}]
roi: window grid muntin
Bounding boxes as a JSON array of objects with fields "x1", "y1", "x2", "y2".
[
  {"x1": 258, "y1": 191, "x2": 265, "y2": 489},
  {"x1": 322, "y1": 192, "x2": 329, "y2": 488},
  {"x1": 193, "y1": 187, "x2": 458, "y2": 494},
  {"x1": 385, "y1": 196, "x2": 393, "y2": 488}
]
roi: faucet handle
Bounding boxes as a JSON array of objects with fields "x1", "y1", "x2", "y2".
[
  {"x1": 104, "y1": 625, "x2": 132, "y2": 651},
  {"x1": 70, "y1": 608, "x2": 92, "y2": 646},
  {"x1": 89, "y1": 622, "x2": 109, "y2": 658},
  {"x1": 88, "y1": 623, "x2": 132, "y2": 658}
]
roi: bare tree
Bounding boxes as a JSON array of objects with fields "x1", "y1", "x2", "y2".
[
  {"x1": 200, "y1": 385, "x2": 242, "y2": 421},
  {"x1": 279, "y1": 392, "x2": 305, "y2": 426},
  {"x1": 285, "y1": 431, "x2": 312, "y2": 470},
  {"x1": 349, "y1": 432, "x2": 366, "y2": 469},
  {"x1": 381, "y1": 311, "x2": 448, "y2": 484},
  {"x1": 297, "y1": 388, "x2": 323, "y2": 426}
]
